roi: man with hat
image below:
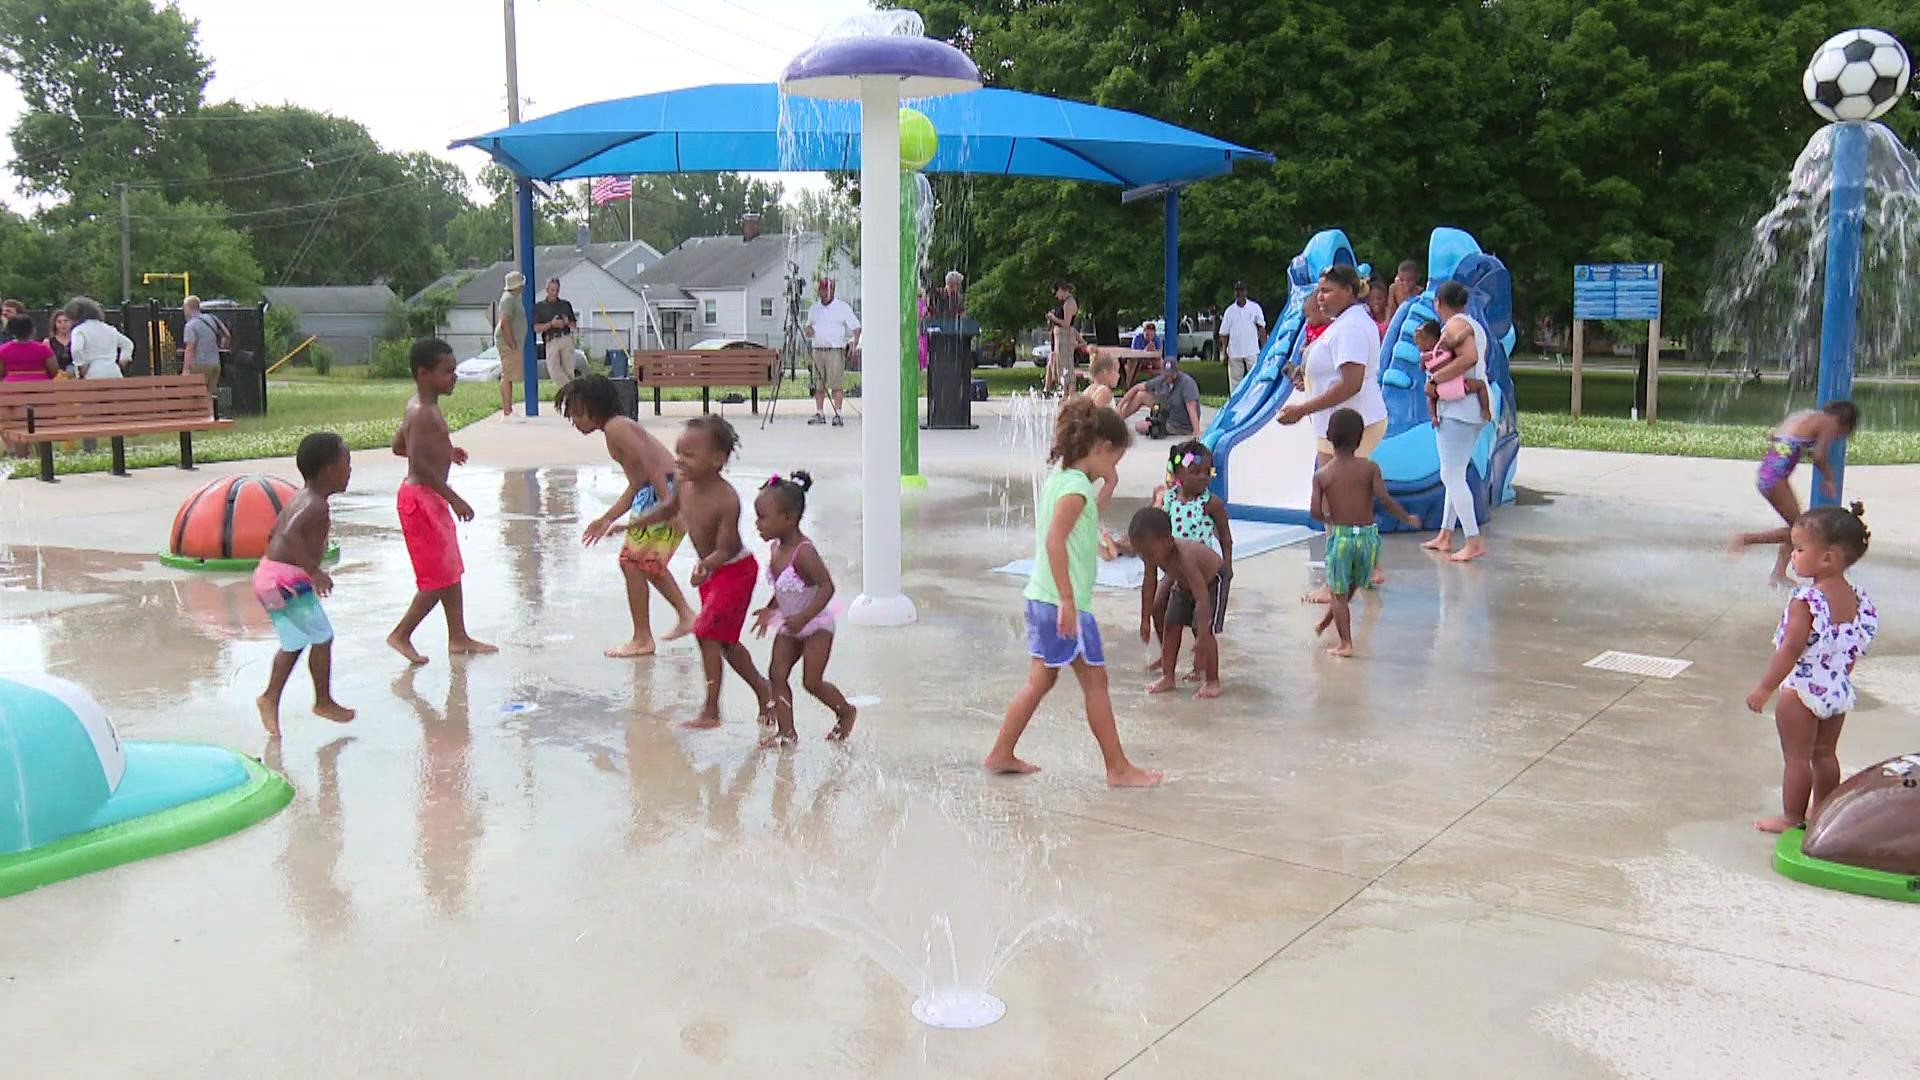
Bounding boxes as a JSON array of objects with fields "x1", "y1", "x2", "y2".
[
  {"x1": 496, "y1": 270, "x2": 528, "y2": 416},
  {"x1": 1216, "y1": 281, "x2": 1267, "y2": 392},
  {"x1": 804, "y1": 277, "x2": 860, "y2": 427}
]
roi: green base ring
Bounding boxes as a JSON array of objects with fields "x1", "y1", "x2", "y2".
[
  {"x1": 158, "y1": 542, "x2": 341, "y2": 573},
  {"x1": 0, "y1": 753, "x2": 294, "y2": 899},
  {"x1": 1772, "y1": 827, "x2": 1920, "y2": 903},
  {"x1": 901, "y1": 474, "x2": 929, "y2": 490}
]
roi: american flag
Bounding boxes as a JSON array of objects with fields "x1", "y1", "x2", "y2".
[{"x1": 590, "y1": 175, "x2": 632, "y2": 206}]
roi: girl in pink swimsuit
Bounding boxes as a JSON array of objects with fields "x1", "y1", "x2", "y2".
[{"x1": 751, "y1": 470, "x2": 858, "y2": 747}]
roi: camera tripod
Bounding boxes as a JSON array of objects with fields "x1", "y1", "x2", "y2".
[{"x1": 764, "y1": 263, "x2": 808, "y2": 429}]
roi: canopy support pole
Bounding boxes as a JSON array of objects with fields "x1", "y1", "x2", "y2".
[
  {"x1": 848, "y1": 81, "x2": 915, "y2": 627},
  {"x1": 517, "y1": 179, "x2": 540, "y2": 415},
  {"x1": 1162, "y1": 188, "x2": 1180, "y2": 361}
]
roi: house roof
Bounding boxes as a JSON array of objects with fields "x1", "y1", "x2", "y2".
[
  {"x1": 261, "y1": 285, "x2": 397, "y2": 315},
  {"x1": 632, "y1": 233, "x2": 805, "y2": 296},
  {"x1": 422, "y1": 238, "x2": 666, "y2": 307}
]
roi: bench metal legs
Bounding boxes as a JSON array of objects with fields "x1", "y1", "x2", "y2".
[
  {"x1": 751, "y1": 387, "x2": 759, "y2": 414},
  {"x1": 37, "y1": 441, "x2": 54, "y2": 483},
  {"x1": 110, "y1": 437, "x2": 128, "y2": 477},
  {"x1": 701, "y1": 388, "x2": 710, "y2": 414},
  {"x1": 652, "y1": 387, "x2": 663, "y2": 416},
  {"x1": 178, "y1": 431, "x2": 195, "y2": 471}
]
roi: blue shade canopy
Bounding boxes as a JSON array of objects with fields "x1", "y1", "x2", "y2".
[{"x1": 452, "y1": 83, "x2": 1272, "y2": 189}]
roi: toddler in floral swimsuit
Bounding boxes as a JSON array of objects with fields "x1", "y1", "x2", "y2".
[{"x1": 1746, "y1": 503, "x2": 1877, "y2": 834}]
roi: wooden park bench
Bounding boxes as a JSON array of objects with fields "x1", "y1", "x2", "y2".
[
  {"x1": 631, "y1": 349, "x2": 779, "y2": 416},
  {"x1": 0, "y1": 375, "x2": 231, "y2": 482}
]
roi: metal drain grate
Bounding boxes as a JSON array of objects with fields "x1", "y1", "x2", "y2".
[{"x1": 1584, "y1": 651, "x2": 1693, "y2": 679}]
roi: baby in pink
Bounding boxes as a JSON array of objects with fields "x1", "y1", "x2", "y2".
[{"x1": 1415, "y1": 318, "x2": 1489, "y2": 425}]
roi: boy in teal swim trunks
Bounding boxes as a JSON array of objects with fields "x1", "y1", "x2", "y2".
[
  {"x1": 564, "y1": 375, "x2": 697, "y2": 657},
  {"x1": 1311, "y1": 408, "x2": 1419, "y2": 657},
  {"x1": 252, "y1": 431, "x2": 356, "y2": 737}
]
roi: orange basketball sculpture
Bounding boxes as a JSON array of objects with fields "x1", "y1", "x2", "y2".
[{"x1": 159, "y1": 474, "x2": 337, "y2": 571}]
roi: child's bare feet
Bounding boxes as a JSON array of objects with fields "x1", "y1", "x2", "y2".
[
  {"x1": 680, "y1": 711, "x2": 723, "y2": 730},
  {"x1": 1755, "y1": 815, "x2": 1799, "y2": 833},
  {"x1": 387, "y1": 633, "x2": 429, "y2": 666},
  {"x1": 1300, "y1": 587, "x2": 1332, "y2": 605},
  {"x1": 1145, "y1": 676, "x2": 1175, "y2": 694},
  {"x1": 1314, "y1": 613, "x2": 1333, "y2": 637},
  {"x1": 827, "y1": 704, "x2": 858, "y2": 741},
  {"x1": 1195, "y1": 681, "x2": 1222, "y2": 700},
  {"x1": 449, "y1": 636, "x2": 499, "y2": 655},
  {"x1": 313, "y1": 700, "x2": 356, "y2": 723},
  {"x1": 757, "y1": 729, "x2": 797, "y2": 749},
  {"x1": 1326, "y1": 642, "x2": 1355, "y2": 658},
  {"x1": 984, "y1": 753, "x2": 1041, "y2": 775},
  {"x1": 1144, "y1": 656, "x2": 1164, "y2": 672},
  {"x1": 255, "y1": 694, "x2": 281, "y2": 738},
  {"x1": 606, "y1": 638, "x2": 656, "y2": 658},
  {"x1": 662, "y1": 612, "x2": 696, "y2": 641},
  {"x1": 1371, "y1": 568, "x2": 1386, "y2": 586},
  {"x1": 1106, "y1": 764, "x2": 1164, "y2": 788},
  {"x1": 1448, "y1": 540, "x2": 1486, "y2": 563},
  {"x1": 1182, "y1": 668, "x2": 1203, "y2": 684}
]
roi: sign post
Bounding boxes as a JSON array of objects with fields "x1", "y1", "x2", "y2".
[{"x1": 1572, "y1": 263, "x2": 1664, "y2": 423}]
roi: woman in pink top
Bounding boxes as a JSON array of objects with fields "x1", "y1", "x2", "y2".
[{"x1": 0, "y1": 315, "x2": 58, "y2": 381}]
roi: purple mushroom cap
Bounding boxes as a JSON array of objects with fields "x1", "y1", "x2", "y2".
[{"x1": 781, "y1": 36, "x2": 981, "y2": 100}]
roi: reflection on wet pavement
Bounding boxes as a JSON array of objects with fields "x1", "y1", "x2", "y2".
[{"x1": 4, "y1": 447, "x2": 1919, "y2": 1077}]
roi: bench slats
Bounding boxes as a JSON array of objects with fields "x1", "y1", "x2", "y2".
[
  {"x1": 2, "y1": 418, "x2": 229, "y2": 444},
  {"x1": 0, "y1": 375, "x2": 223, "y2": 482}
]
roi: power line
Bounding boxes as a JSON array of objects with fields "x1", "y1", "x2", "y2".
[
  {"x1": 127, "y1": 174, "x2": 422, "y2": 224},
  {"x1": 567, "y1": 0, "x2": 766, "y2": 79}
]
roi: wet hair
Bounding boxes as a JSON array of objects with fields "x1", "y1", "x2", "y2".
[
  {"x1": 1167, "y1": 439, "x2": 1210, "y2": 473},
  {"x1": 1319, "y1": 265, "x2": 1365, "y2": 297},
  {"x1": 686, "y1": 414, "x2": 740, "y2": 460},
  {"x1": 295, "y1": 431, "x2": 347, "y2": 481},
  {"x1": 1326, "y1": 407, "x2": 1366, "y2": 453},
  {"x1": 410, "y1": 336, "x2": 453, "y2": 375},
  {"x1": 1413, "y1": 318, "x2": 1443, "y2": 344},
  {"x1": 1797, "y1": 502, "x2": 1870, "y2": 565},
  {"x1": 1398, "y1": 260, "x2": 1420, "y2": 278},
  {"x1": 557, "y1": 372, "x2": 619, "y2": 421},
  {"x1": 64, "y1": 296, "x2": 105, "y2": 325},
  {"x1": 1823, "y1": 399, "x2": 1859, "y2": 432},
  {"x1": 1127, "y1": 506, "x2": 1173, "y2": 545},
  {"x1": 759, "y1": 469, "x2": 813, "y2": 516},
  {"x1": 6, "y1": 315, "x2": 33, "y2": 341},
  {"x1": 1048, "y1": 394, "x2": 1130, "y2": 465},
  {"x1": 1435, "y1": 280, "x2": 1471, "y2": 311}
]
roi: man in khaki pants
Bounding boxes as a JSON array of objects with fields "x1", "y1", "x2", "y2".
[
  {"x1": 533, "y1": 276, "x2": 578, "y2": 385},
  {"x1": 805, "y1": 278, "x2": 860, "y2": 426}
]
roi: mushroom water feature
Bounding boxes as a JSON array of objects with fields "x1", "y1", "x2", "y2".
[{"x1": 780, "y1": 15, "x2": 981, "y2": 628}]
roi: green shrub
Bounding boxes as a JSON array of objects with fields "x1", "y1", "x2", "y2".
[
  {"x1": 370, "y1": 337, "x2": 412, "y2": 379},
  {"x1": 307, "y1": 341, "x2": 334, "y2": 376}
]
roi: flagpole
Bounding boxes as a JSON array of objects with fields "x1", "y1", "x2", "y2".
[{"x1": 628, "y1": 176, "x2": 635, "y2": 243}]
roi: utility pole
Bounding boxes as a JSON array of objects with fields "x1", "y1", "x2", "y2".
[
  {"x1": 504, "y1": 0, "x2": 524, "y2": 269},
  {"x1": 118, "y1": 183, "x2": 131, "y2": 304}
]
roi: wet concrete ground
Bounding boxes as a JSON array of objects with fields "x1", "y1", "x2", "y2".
[{"x1": 4, "y1": 404, "x2": 1919, "y2": 1078}]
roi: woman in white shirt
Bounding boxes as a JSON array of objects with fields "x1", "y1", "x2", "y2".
[
  {"x1": 65, "y1": 297, "x2": 135, "y2": 380},
  {"x1": 1423, "y1": 280, "x2": 1490, "y2": 562},
  {"x1": 1276, "y1": 265, "x2": 1388, "y2": 467}
]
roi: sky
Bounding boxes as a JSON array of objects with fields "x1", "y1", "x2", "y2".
[{"x1": 0, "y1": 0, "x2": 878, "y2": 209}]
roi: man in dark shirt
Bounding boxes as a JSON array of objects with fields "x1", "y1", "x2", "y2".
[
  {"x1": 532, "y1": 277, "x2": 579, "y2": 384},
  {"x1": 1117, "y1": 358, "x2": 1203, "y2": 438}
]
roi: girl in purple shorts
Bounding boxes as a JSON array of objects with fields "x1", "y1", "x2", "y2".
[{"x1": 1731, "y1": 401, "x2": 1857, "y2": 587}]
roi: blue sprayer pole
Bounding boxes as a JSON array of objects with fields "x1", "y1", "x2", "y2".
[
  {"x1": 1814, "y1": 122, "x2": 1867, "y2": 507},
  {"x1": 1162, "y1": 188, "x2": 1179, "y2": 362}
]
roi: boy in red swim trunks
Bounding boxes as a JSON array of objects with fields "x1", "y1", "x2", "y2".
[
  {"x1": 387, "y1": 337, "x2": 498, "y2": 665},
  {"x1": 628, "y1": 414, "x2": 772, "y2": 730}
]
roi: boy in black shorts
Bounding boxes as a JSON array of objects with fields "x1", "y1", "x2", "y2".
[{"x1": 1129, "y1": 506, "x2": 1225, "y2": 700}]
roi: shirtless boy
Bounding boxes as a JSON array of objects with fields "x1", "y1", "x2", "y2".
[
  {"x1": 1312, "y1": 407, "x2": 1420, "y2": 657},
  {"x1": 252, "y1": 431, "x2": 356, "y2": 736},
  {"x1": 563, "y1": 375, "x2": 698, "y2": 656},
  {"x1": 628, "y1": 415, "x2": 773, "y2": 729},
  {"x1": 387, "y1": 337, "x2": 497, "y2": 664},
  {"x1": 1128, "y1": 506, "x2": 1226, "y2": 699}
]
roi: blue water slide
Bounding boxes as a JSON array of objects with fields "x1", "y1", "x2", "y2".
[
  {"x1": 1202, "y1": 229, "x2": 1356, "y2": 520},
  {"x1": 1370, "y1": 227, "x2": 1521, "y2": 531}
]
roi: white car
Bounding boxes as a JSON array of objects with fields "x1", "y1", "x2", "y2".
[{"x1": 456, "y1": 346, "x2": 502, "y2": 382}]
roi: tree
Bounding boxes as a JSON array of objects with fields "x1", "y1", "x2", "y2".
[
  {"x1": 791, "y1": 183, "x2": 859, "y2": 278},
  {"x1": 0, "y1": 0, "x2": 210, "y2": 195},
  {"x1": 48, "y1": 189, "x2": 262, "y2": 302},
  {"x1": 443, "y1": 164, "x2": 578, "y2": 269},
  {"x1": 585, "y1": 173, "x2": 789, "y2": 253}
]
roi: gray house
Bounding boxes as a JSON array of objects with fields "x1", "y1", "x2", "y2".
[
  {"x1": 260, "y1": 285, "x2": 397, "y2": 366},
  {"x1": 633, "y1": 229, "x2": 859, "y2": 350},
  {"x1": 416, "y1": 238, "x2": 664, "y2": 359}
]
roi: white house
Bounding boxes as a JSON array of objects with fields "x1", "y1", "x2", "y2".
[
  {"x1": 417, "y1": 238, "x2": 664, "y2": 358},
  {"x1": 632, "y1": 224, "x2": 860, "y2": 351}
]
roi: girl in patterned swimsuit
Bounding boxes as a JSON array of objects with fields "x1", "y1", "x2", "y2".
[
  {"x1": 1144, "y1": 441, "x2": 1234, "y2": 674},
  {"x1": 1730, "y1": 402, "x2": 1857, "y2": 587},
  {"x1": 1746, "y1": 503, "x2": 1877, "y2": 834},
  {"x1": 751, "y1": 471, "x2": 857, "y2": 747}
]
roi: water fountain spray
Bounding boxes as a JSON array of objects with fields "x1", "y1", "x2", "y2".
[
  {"x1": 780, "y1": 13, "x2": 980, "y2": 628},
  {"x1": 1800, "y1": 28, "x2": 1913, "y2": 504}
]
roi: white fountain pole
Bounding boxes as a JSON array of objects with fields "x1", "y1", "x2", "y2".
[{"x1": 850, "y1": 82, "x2": 915, "y2": 627}]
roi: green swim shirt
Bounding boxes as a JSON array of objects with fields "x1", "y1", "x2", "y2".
[{"x1": 1025, "y1": 467, "x2": 1099, "y2": 610}]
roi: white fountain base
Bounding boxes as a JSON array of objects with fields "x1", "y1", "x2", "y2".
[
  {"x1": 848, "y1": 592, "x2": 917, "y2": 627},
  {"x1": 912, "y1": 990, "x2": 1006, "y2": 1030}
]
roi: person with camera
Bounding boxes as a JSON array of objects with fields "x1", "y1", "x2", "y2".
[{"x1": 1117, "y1": 356, "x2": 1202, "y2": 440}]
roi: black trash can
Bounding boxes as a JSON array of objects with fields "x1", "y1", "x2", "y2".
[
  {"x1": 925, "y1": 317, "x2": 978, "y2": 430},
  {"x1": 611, "y1": 376, "x2": 640, "y2": 419}
]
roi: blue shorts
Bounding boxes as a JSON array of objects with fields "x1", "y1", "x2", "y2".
[
  {"x1": 1024, "y1": 600, "x2": 1105, "y2": 668},
  {"x1": 268, "y1": 589, "x2": 335, "y2": 652}
]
